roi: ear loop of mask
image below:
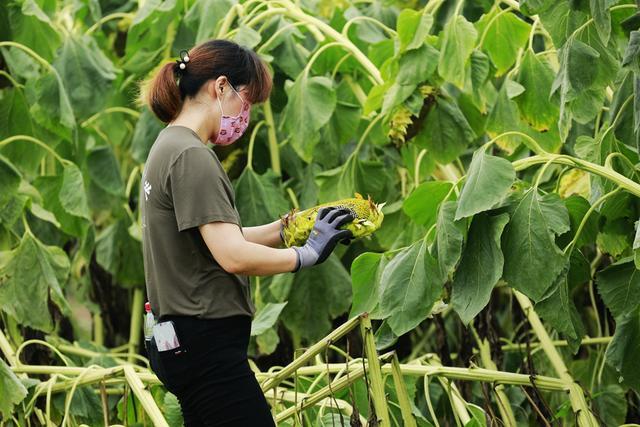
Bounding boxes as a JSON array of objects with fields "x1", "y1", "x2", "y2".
[{"x1": 216, "y1": 83, "x2": 244, "y2": 118}]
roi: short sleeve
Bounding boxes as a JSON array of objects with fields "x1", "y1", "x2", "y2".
[{"x1": 168, "y1": 147, "x2": 240, "y2": 231}]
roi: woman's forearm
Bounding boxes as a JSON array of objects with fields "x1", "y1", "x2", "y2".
[
  {"x1": 200, "y1": 221, "x2": 297, "y2": 275},
  {"x1": 230, "y1": 241, "x2": 298, "y2": 276},
  {"x1": 242, "y1": 219, "x2": 282, "y2": 247}
]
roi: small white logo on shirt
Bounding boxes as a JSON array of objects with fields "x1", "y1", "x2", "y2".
[{"x1": 144, "y1": 180, "x2": 152, "y2": 201}]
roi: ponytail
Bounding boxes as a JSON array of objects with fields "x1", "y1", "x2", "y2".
[{"x1": 138, "y1": 61, "x2": 183, "y2": 123}]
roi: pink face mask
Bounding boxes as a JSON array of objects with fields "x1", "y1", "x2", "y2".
[{"x1": 213, "y1": 85, "x2": 251, "y2": 146}]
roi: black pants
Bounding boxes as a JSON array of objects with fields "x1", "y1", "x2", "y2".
[{"x1": 146, "y1": 314, "x2": 276, "y2": 427}]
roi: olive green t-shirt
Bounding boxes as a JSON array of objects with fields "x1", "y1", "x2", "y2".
[{"x1": 140, "y1": 125, "x2": 255, "y2": 320}]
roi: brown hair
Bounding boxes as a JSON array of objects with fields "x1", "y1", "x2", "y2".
[{"x1": 137, "y1": 39, "x2": 272, "y2": 123}]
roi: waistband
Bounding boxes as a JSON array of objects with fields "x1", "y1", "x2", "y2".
[{"x1": 158, "y1": 313, "x2": 251, "y2": 328}]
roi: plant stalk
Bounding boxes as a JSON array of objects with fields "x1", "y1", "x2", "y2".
[
  {"x1": 360, "y1": 313, "x2": 391, "y2": 427},
  {"x1": 513, "y1": 154, "x2": 640, "y2": 197},
  {"x1": 127, "y1": 288, "x2": 144, "y2": 364},
  {"x1": 471, "y1": 329, "x2": 516, "y2": 426},
  {"x1": 514, "y1": 291, "x2": 599, "y2": 427},
  {"x1": 390, "y1": 352, "x2": 417, "y2": 427},
  {"x1": 123, "y1": 366, "x2": 169, "y2": 427},
  {"x1": 259, "y1": 314, "x2": 361, "y2": 392},
  {"x1": 0, "y1": 327, "x2": 18, "y2": 366},
  {"x1": 262, "y1": 99, "x2": 281, "y2": 176}
]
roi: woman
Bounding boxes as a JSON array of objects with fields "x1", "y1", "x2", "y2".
[{"x1": 137, "y1": 39, "x2": 354, "y2": 426}]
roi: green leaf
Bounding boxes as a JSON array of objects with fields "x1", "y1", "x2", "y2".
[
  {"x1": 551, "y1": 27, "x2": 618, "y2": 139},
  {"x1": 415, "y1": 97, "x2": 476, "y2": 164},
  {"x1": 396, "y1": 43, "x2": 439, "y2": 85},
  {"x1": 0, "y1": 154, "x2": 21, "y2": 204},
  {"x1": 316, "y1": 156, "x2": 386, "y2": 202},
  {"x1": 52, "y1": 385, "x2": 103, "y2": 424},
  {"x1": 60, "y1": 163, "x2": 91, "y2": 220},
  {"x1": 250, "y1": 302, "x2": 288, "y2": 336},
  {"x1": 86, "y1": 146, "x2": 125, "y2": 197},
  {"x1": 378, "y1": 239, "x2": 444, "y2": 336},
  {"x1": 313, "y1": 82, "x2": 362, "y2": 165},
  {"x1": 433, "y1": 201, "x2": 466, "y2": 280},
  {"x1": 452, "y1": 213, "x2": 509, "y2": 325},
  {"x1": 350, "y1": 252, "x2": 388, "y2": 318},
  {"x1": 596, "y1": 259, "x2": 640, "y2": 319},
  {"x1": 163, "y1": 392, "x2": 184, "y2": 427},
  {"x1": 374, "y1": 201, "x2": 426, "y2": 251},
  {"x1": 514, "y1": 50, "x2": 560, "y2": 131},
  {"x1": 590, "y1": 0, "x2": 611, "y2": 45},
  {"x1": 622, "y1": 30, "x2": 640, "y2": 74},
  {"x1": 605, "y1": 308, "x2": 640, "y2": 391},
  {"x1": 455, "y1": 148, "x2": 515, "y2": 220},
  {"x1": 364, "y1": 81, "x2": 392, "y2": 115},
  {"x1": 563, "y1": 195, "x2": 599, "y2": 248},
  {"x1": 552, "y1": 37, "x2": 599, "y2": 139},
  {"x1": 403, "y1": 181, "x2": 453, "y2": 227},
  {"x1": 280, "y1": 75, "x2": 337, "y2": 162},
  {"x1": 468, "y1": 50, "x2": 491, "y2": 111},
  {"x1": 131, "y1": 108, "x2": 165, "y2": 163},
  {"x1": 30, "y1": 202, "x2": 61, "y2": 228},
  {"x1": 535, "y1": 259, "x2": 585, "y2": 353},
  {"x1": 477, "y1": 9, "x2": 531, "y2": 75},
  {"x1": 382, "y1": 82, "x2": 417, "y2": 115},
  {"x1": 485, "y1": 79, "x2": 549, "y2": 153},
  {"x1": 95, "y1": 219, "x2": 144, "y2": 287},
  {"x1": 0, "y1": 357, "x2": 28, "y2": 418},
  {"x1": 24, "y1": 69, "x2": 75, "y2": 139},
  {"x1": 502, "y1": 188, "x2": 570, "y2": 301},
  {"x1": 122, "y1": 0, "x2": 181, "y2": 74},
  {"x1": 52, "y1": 34, "x2": 117, "y2": 119},
  {"x1": 174, "y1": 0, "x2": 233, "y2": 46},
  {"x1": 0, "y1": 194, "x2": 27, "y2": 231},
  {"x1": 280, "y1": 255, "x2": 351, "y2": 344},
  {"x1": 4, "y1": 0, "x2": 61, "y2": 62},
  {"x1": 530, "y1": 1, "x2": 588, "y2": 47},
  {"x1": 234, "y1": 168, "x2": 289, "y2": 227},
  {"x1": 397, "y1": 9, "x2": 433, "y2": 52},
  {"x1": 438, "y1": 15, "x2": 477, "y2": 88},
  {"x1": 232, "y1": 25, "x2": 261, "y2": 49},
  {"x1": 343, "y1": 8, "x2": 388, "y2": 44},
  {"x1": 267, "y1": 24, "x2": 309, "y2": 79},
  {"x1": 597, "y1": 219, "x2": 632, "y2": 257},
  {"x1": 0, "y1": 88, "x2": 41, "y2": 178},
  {"x1": 465, "y1": 403, "x2": 487, "y2": 427},
  {"x1": 0, "y1": 233, "x2": 70, "y2": 332},
  {"x1": 33, "y1": 175, "x2": 88, "y2": 237}
]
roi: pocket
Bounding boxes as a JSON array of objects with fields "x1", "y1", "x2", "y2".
[
  {"x1": 157, "y1": 345, "x2": 192, "y2": 391},
  {"x1": 148, "y1": 337, "x2": 172, "y2": 388}
]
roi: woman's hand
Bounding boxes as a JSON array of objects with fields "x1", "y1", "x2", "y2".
[{"x1": 291, "y1": 207, "x2": 354, "y2": 271}]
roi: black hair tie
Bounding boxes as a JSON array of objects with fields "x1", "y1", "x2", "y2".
[{"x1": 175, "y1": 49, "x2": 190, "y2": 74}]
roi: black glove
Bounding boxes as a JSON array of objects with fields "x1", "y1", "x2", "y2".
[{"x1": 292, "y1": 207, "x2": 354, "y2": 271}]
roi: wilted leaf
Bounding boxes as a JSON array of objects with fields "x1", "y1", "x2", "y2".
[
  {"x1": 452, "y1": 213, "x2": 509, "y2": 324},
  {"x1": 0, "y1": 233, "x2": 70, "y2": 332},
  {"x1": 502, "y1": 188, "x2": 569, "y2": 301},
  {"x1": 438, "y1": 15, "x2": 477, "y2": 88},
  {"x1": 455, "y1": 148, "x2": 515, "y2": 220},
  {"x1": 234, "y1": 168, "x2": 289, "y2": 226},
  {"x1": 280, "y1": 75, "x2": 336, "y2": 162},
  {"x1": 250, "y1": 302, "x2": 288, "y2": 336}
]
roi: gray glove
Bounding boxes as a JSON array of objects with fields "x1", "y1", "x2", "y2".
[{"x1": 292, "y1": 207, "x2": 354, "y2": 272}]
